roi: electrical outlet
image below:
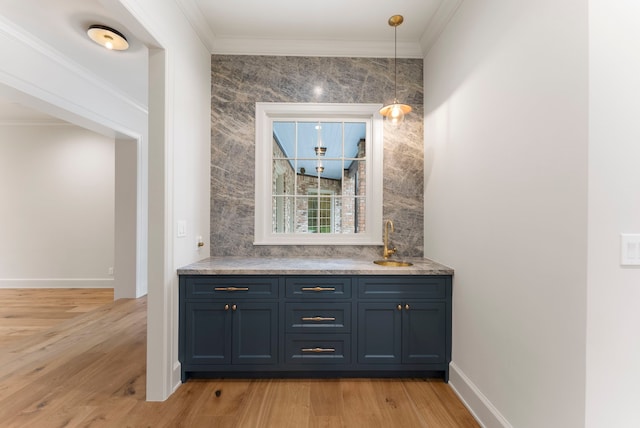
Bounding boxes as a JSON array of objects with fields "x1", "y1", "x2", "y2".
[
  {"x1": 108, "y1": 267, "x2": 114, "y2": 276},
  {"x1": 621, "y1": 234, "x2": 640, "y2": 266}
]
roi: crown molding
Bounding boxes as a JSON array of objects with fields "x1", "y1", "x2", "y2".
[
  {"x1": 210, "y1": 38, "x2": 424, "y2": 58},
  {"x1": 420, "y1": 0, "x2": 465, "y2": 56},
  {"x1": 174, "y1": 0, "x2": 217, "y2": 53}
]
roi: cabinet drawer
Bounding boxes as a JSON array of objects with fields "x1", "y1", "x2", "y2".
[
  {"x1": 285, "y1": 276, "x2": 351, "y2": 299},
  {"x1": 285, "y1": 334, "x2": 351, "y2": 364},
  {"x1": 285, "y1": 302, "x2": 351, "y2": 333},
  {"x1": 358, "y1": 276, "x2": 448, "y2": 299},
  {"x1": 184, "y1": 276, "x2": 279, "y2": 299}
]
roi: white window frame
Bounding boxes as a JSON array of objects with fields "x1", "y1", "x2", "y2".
[{"x1": 254, "y1": 102, "x2": 383, "y2": 245}]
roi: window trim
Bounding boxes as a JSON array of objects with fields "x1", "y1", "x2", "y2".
[{"x1": 254, "y1": 102, "x2": 383, "y2": 245}]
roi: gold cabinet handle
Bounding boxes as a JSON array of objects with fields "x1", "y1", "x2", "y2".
[
  {"x1": 301, "y1": 347, "x2": 336, "y2": 353},
  {"x1": 232, "y1": 304, "x2": 237, "y2": 311},
  {"x1": 224, "y1": 304, "x2": 229, "y2": 311},
  {"x1": 301, "y1": 287, "x2": 336, "y2": 292},
  {"x1": 397, "y1": 304, "x2": 402, "y2": 311},
  {"x1": 214, "y1": 287, "x2": 249, "y2": 292},
  {"x1": 301, "y1": 316, "x2": 336, "y2": 322},
  {"x1": 405, "y1": 304, "x2": 410, "y2": 310}
]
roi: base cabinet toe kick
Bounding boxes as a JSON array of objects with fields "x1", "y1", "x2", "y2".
[{"x1": 179, "y1": 274, "x2": 452, "y2": 382}]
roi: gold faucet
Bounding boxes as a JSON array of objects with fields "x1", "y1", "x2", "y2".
[{"x1": 383, "y1": 219, "x2": 397, "y2": 259}]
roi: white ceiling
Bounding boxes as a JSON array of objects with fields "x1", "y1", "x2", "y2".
[
  {"x1": 178, "y1": 0, "x2": 462, "y2": 57},
  {"x1": 0, "y1": 0, "x2": 463, "y2": 121}
]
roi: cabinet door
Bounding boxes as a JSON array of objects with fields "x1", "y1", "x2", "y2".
[
  {"x1": 402, "y1": 302, "x2": 446, "y2": 364},
  {"x1": 232, "y1": 302, "x2": 278, "y2": 365},
  {"x1": 185, "y1": 302, "x2": 232, "y2": 365},
  {"x1": 357, "y1": 302, "x2": 402, "y2": 364}
]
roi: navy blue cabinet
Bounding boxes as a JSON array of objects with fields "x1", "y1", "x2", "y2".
[
  {"x1": 357, "y1": 302, "x2": 447, "y2": 364},
  {"x1": 357, "y1": 276, "x2": 451, "y2": 378},
  {"x1": 357, "y1": 302, "x2": 403, "y2": 363},
  {"x1": 184, "y1": 301, "x2": 278, "y2": 366},
  {"x1": 179, "y1": 274, "x2": 451, "y2": 381},
  {"x1": 184, "y1": 301, "x2": 232, "y2": 365},
  {"x1": 402, "y1": 301, "x2": 447, "y2": 365}
]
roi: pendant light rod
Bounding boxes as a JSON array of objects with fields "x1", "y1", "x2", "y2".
[
  {"x1": 379, "y1": 15, "x2": 412, "y2": 125},
  {"x1": 392, "y1": 16, "x2": 400, "y2": 102}
]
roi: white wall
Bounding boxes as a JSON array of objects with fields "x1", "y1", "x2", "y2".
[
  {"x1": 119, "y1": 0, "x2": 211, "y2": 401},
  {"x1": 0, "y1": 124, "x2": 114, "y2": 287},
  {"x1": 0, "y1": 6, "x2": 149, "y2": 301},
  {"x1": 586, "y1": 2, "x2": 640, "y2": 427},
  {"x1": 424, "y1": 1, "x2": 588, "y2": 427}
]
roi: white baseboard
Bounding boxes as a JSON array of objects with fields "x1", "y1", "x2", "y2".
[
  {"x1": 0, "y1": 278, "x2": 114, "y2": 288},
  {"x1": 449, "y1": 362, "x2": 513, "y2": 428},
  {"x1": 172, "y1": 360, "x2": 182, "y2": 396}
]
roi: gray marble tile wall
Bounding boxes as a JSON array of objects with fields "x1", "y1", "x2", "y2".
[{"x1": 211, "y1": 55, "x2": 424, "y2": 258}]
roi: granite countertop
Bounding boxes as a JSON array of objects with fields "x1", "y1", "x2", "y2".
[{"x1": 177, "y1": 257, "x2": 454, "y2": 276}]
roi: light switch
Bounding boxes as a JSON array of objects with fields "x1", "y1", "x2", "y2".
[
  {"x1": 177, "y1": 220, "x2": 187, "y2": 238},
  {"x1": 620, "y1": 233, "x2": 640, "y2": 266}
]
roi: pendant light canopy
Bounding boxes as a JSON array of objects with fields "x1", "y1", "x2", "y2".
[
  {"x1": 379, "y1": 15, "x2": 412, "y2": 126},
  {"x1": 87, "y1": 25, "x2": 129, "y2": 51}
]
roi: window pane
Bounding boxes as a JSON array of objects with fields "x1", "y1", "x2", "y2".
[
  {"x1": 273, "y1": 159, "x2": 295, "y2": 195},
  {"x1": 343, "y1": 160, "x2": 365, "y2": 197},
  {"x1": 273, "y1": 196, "x2": 295, "y2": 233},
  {"x1": 273, "y1": 121, "x2": 296, "y2": 159},
  {"x1": 345, "y1": 122, "x2": 366, "y2": 159},
  {"x1": 355, "y1": 197, "x2": 366, "y2": 232}
]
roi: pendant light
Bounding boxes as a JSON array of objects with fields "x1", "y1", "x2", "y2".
[{"x1": 379, "y1": 15, "x2": 411, "y2": 126}]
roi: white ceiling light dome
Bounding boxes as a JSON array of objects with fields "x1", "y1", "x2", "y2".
[{"x1": 87, "y1": 24, "x2": 129, "y2": 51}]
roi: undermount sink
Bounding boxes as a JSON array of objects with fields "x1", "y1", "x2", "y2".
[{"x1": 373, "y1": 260, "x2": 413, "y2": 267}]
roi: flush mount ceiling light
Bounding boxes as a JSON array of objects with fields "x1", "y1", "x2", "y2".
[
  {"x1": 379, "y1": 15, "x2": 412, "y2": 126},
  {"x1": 87, "y1": 24, "x2": 129, "y2": 51}
]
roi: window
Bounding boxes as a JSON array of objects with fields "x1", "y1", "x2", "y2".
[{"x1": 255, "y1": 103, "x2": 383, "y2": 245}]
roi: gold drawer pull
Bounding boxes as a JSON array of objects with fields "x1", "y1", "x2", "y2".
[
  {"x1": 214, "y1": 287, "x2": 249, "y2": 292},
  {"x1": 301, "y1": 287, "x2": 336, "y2": 292},
  {"x1": 301, "y1": 316, "x2": 336, "y2": 322},
  {"x1": 301, "y1": 347, "x2": 336, "y2": 353}
]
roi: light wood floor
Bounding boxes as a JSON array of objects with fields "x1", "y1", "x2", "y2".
[
  {"x1": 0, "y1": 288, "x2": 114, "y2": 347},
  {"x1": 0, "y1": 289, "x2": 479, "y2": 427}
]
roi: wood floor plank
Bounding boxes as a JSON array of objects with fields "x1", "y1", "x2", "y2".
[
  {"x1": 0, "y1": 289, "x2": 480, "y2": 427},
  {"x1": 341, "y1": 378, "x2": 386, "y2": 427},
  {"x1": 371, "y1": 379, "x2": 429, "y2": 427},
  {"x1": 0, "y1": 288, "x2": 113, "y2": 348},
  {"x1": 310, "y1": 379, "x2": 344, "y2": 417}
]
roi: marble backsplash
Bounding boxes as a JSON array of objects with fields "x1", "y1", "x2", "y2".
[{"x1": 211, "y1": 55, "x2": 424, "y2": 258}]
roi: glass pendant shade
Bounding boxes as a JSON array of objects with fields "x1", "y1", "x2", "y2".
[{"x1": 379, "y1": 102, "x2": 412, "y2": 126}]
